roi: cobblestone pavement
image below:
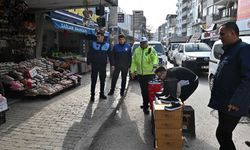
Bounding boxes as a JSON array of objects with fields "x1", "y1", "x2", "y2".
[{"x1": 0, "y1": 71, "x2": 127, "y2": 150}]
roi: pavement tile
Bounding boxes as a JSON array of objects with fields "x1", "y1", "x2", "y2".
[{"x1": 0, "y1": 72, "x2": 128, "y2": 150}]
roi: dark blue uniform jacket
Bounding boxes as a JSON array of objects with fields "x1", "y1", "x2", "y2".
[
  {"x1": 113, "y1": 43, "x2": 131, "y2": 68},
  {"x1": 208, "y1": 39, "x2": 250, "y2": 117},
  {"x1": 87, "y1": 41, "x2": 114, "y2": 65}
]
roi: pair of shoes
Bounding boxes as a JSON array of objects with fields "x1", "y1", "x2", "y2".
[
  {"x1": 155, "y1": 91, "x2": 165, "y2": 97},
  {"x1": 99, "y1": 94, "x2": 107, "y2": 99},
  {"x1": 158, "y1": 95, "x2": 179, "y2": 103},
  {"x1": 143, "y1": 108, "x2": 149, "y2": 114},
  {"x1": 120, "y1": 92, "x2": 124, "y2": 97},
  {"x1": 245, "y1": 141, "x2": 250, "y2": 147},
  {"x1": 108, "y1": 90, "x2": 114, "y2": 96},
  {"x1": 90, "y1": 96, "x2": 95, "y2": 102},
  {"x1": 164, "y1": 102, "x2": 182, "y2": 111}
]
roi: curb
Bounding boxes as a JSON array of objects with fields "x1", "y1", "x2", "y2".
[{"x1": 74, "y1": 77, "x2": 130, "y2": 150}]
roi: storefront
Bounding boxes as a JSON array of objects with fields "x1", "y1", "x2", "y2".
[{"x1": 42, "y1": 10, "x2": 109, "y2": 74}]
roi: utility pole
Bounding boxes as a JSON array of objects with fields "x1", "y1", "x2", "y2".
[
  {"x1": 108, "y1": 6, "x2": 118, "y2": 77},
  {"x1": 132, "y1": 14, "x2": 135, "y2": 41},
  {"x1": 109, "y1": 6, "x2": 118, "y2": 46}
]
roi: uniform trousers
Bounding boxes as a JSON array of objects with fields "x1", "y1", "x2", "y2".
[{"x1": 91, "y1": 64, "x2": 107, "y2": 96}]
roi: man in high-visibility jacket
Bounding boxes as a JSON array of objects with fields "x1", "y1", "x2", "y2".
[{"x1": 130, "y1": 37, "x2": 159, "y2": 114}]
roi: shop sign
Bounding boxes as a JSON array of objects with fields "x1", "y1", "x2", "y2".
[
  {"x1": 201, "y1": 32, "x2": 212, "y2": 39},
  {"x1": 118, "y1": 13, "x2": 124, "y2": 23},
  {"x1": 51, "y1": 18, "x2": 95, "y2": 35}
]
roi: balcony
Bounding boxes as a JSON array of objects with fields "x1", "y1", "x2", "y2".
[
  {"x1": 212, "y1": 9, "x2": 237, "y2": 24},
  {"x1": 214, "y1": 0, "x2": 237, "y2": 5},
  {"x1": 182, "y1": 2, "x2": 188, "y2": 10}
]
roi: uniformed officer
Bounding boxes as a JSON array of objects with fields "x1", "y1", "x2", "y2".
[
  {"x1": 130, "y1": 37, "x2": 159, "y2": 114},
  {"x1": 108, "y1": 34, "x2": 131, "y2": 96},
  {"x1": 87, "y1": 31, "x2": 114, "y2": 102}
]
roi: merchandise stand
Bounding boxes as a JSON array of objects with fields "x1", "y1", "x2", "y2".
[{"x1": 0, "y1": 58, "x2": 82, "y2": 99}]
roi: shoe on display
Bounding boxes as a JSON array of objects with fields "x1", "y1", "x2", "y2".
[
  {"x1": 155, "y1": 91, "x2": 165, "y2": 97},
  {"x1": 164, "y1": 102, "x2": 182, "y2": 111},
  {"x1": 99, "y1": 94, "x2": 107, "y2": 99},
  {"x1": 158, "y1": 95, "x2": 169, "y2": 100},
  {"x1": 108, "y1": 90, "x2": 114, "y2": 96}
]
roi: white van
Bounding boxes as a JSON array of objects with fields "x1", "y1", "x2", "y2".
[{"x1": 208, "y1": 36, "x2": 250, "y2": 90}]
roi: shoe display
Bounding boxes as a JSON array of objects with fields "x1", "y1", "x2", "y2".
[
  {"x1": 164, "y1": 102, "x2": 182, "y2": 111},
  {"x1": 107, "y1": 90, "x2": 114, "y2": 96},
  {"x1": 158, "y1": 95, "x2": 179, "y2": 104},
  {"x1": 99, "y1": 94, "x2": 107, "y2": 99}
]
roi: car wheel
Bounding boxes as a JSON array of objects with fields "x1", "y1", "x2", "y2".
[{"x1": 209, "y1": 75, "x2": 214, "y2": 91}]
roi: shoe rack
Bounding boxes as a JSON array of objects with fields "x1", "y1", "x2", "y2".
[
  {"x1": 0, "y1": 0, "x2": 36, "y2": 63},
  {"x1": 153, "y1": 102, "x2": 183, "y2": 150}
]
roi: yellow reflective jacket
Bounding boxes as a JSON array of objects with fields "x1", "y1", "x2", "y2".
[{"x1": 130, "y1": 46, "x2": 159, "y2": 75}]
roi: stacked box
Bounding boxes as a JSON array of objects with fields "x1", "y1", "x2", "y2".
[{"x1": 153, "y1": 103, "x2": 183, "y2": 150}]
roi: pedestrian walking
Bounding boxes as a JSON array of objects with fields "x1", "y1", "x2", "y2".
[
  {"x1": 154, "y1": 66, "x2": 198, "y2": 102},
  {"x1": 87, "y1": 31, "x2": 114, "y2": 102},
  {"x1": 208, "y1": 22, "x2": 250, "y2": 150},
  {"x1": 130, "y1": 37, "x2": 159, "y2": 114},
  {"x1": 107, "y1": 34, "x2": 132, "y2": 96}
]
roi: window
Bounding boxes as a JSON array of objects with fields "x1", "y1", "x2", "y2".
[
  {"x1": 207, "y1": 6, "x2": 213, "y2": 16},
  {"x1": 185, "y1": 43, "x2": 211, "y2": 52}
]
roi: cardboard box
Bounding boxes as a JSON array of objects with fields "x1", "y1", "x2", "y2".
[
  {"x1": 155, "y1": 138, "x2": 183, "y2": 150},
  {"x1": 155, "y1": 128, "x2": 182, "y2": 140}
]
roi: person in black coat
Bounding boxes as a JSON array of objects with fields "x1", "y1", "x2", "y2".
[
  {"x1": 208, "y1": 22, "x2": 250, "y2": 150},
  {"x1": 87, "y1": 31, "x2": 114, "y2": 102},
  {"x1": 108, "y1": 34, "x2": 131, "y2": 96},
  {"x1": 154, "y1": 66, "x2": 198, "y2": 102}
]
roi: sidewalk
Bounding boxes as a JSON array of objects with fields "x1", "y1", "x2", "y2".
[{"x1": 0, "y1": 71, "x2": 128, "y2": 150}]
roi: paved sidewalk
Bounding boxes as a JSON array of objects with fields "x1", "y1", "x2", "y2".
[{"x1": 0, "y1": 71, "x2": 128, "y2": 150}]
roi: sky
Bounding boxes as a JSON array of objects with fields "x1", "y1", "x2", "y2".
[{"x1": 118, "y1": 0, "x2": 178, "y2": 32}]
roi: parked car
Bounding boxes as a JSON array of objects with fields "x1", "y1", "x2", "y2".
[
  {"x1": 173, "y1": 43, "x2": 211, "y2": 72},
  {"x1": 168, "y1": 43, "x2": 181, "y2": 64},
  {"x1": 208, "y1": 36, "x2": 250, "y2": 90},
  {"x1": 131, "y1": 41, "x2": 168, "y2": 66}
]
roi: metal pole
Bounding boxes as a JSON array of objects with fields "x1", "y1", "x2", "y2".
[{"x1": 132, "y1": 14, "x2": 135, "y2": 41}]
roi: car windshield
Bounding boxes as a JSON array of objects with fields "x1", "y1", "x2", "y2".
[
  {"x1": 185, "y1": 43, "x2": 211, "y2": 52},
  {"x1": 132, "y1": 43, "x2": 164, "y2": 55},
  {"x1": 171, "y1": 43, "x2": 179, "y2": 50}
]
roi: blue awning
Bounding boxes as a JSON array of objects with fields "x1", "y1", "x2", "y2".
[
  {"x1": 51, "y1": 18, "x2": 109, "y2": 37},
  {"x1": 51, "y1": 18, "x2": 96, "y2": 35}
]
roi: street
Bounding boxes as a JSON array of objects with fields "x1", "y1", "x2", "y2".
[{"x1": 90, "y1": 71, "x2": 250, "y2": 150}]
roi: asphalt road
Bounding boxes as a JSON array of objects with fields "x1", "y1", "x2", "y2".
[{"x1": 90, "y1": 71, "x2": 250, "y2": 150}]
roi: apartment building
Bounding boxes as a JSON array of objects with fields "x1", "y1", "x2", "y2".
[{"x1": 132, "y1": 10, "x2": 147, "y2": 39}]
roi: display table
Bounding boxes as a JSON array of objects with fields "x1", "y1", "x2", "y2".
[{"x1": 153, "y1": 102, "x2": 183, "y2": 150}]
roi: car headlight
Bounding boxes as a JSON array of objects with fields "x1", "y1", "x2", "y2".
[{"x1": 186, "y1": 56, "x2": 197, "y2": 61}]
